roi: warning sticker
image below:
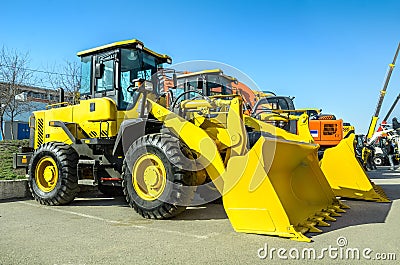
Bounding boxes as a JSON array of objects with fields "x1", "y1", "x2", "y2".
[{"x1": 310, "y1": 130, "x2": 319, "y2": 137}]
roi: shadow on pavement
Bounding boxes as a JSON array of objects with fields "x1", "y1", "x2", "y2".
[
  {"x1": 309, "y1": 182, "x2": 399, "y2": 239},
  {"x1": 173, "y1": 202, "x2": 228, "y2": 220},
  {"x1": 379, "y1": 184, "x2": 400, "y2": 200},
  {"x1": 309, "y1": 200, "x2": 393, "y2": 239},
  {"x1": 71, "y1": 191, "x2": 128, "y2": 207},
  {"x1": 0, "y1": 197, "x2": 33, "y2": 203}
]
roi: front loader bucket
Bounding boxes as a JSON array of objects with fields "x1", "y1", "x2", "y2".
[
  {"x1": 320, "y1": 134, "x2": 390, "y2": 202},
  {"x1": 222, "y1": 136, "x2": 347, "y2": 242}
]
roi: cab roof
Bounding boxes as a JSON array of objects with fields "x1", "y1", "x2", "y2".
[
  {"x1": 177, "y1": 69, "x2": 237, "y2": 82},
  {"x1": 77, "y1": 39, "x2": 172, "y2": 63}
]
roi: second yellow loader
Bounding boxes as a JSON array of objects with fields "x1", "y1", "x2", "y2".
[
  {"x1": 250, "y1": 97, "x2": 390, "y2": 203},
  {"x1": 173, "y1": 69, "x2": 389, "y2": 203}
]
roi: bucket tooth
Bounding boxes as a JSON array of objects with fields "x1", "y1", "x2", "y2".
[
  {"x1": 288, "y1": 227, "x2": 312, "y2": 242},
  {"x1": 337, "y1": 201, "x2": 350, "y2": 209},
  {"x1": 306, "y1": 225, "x2": 323, "y2": 233},
  {"x1": 329, "y1": 205, "x2": 346, "y2": 213},
  {"x1": 316, "y1": 212, "x2": 336, "y2": 221},
  {"x1": 295, "y1": 225, "x2": 309, "y2": 235},
  {"x1": 324, "y1": 208, "x2": 342, "y2": 217},
  {"x1": 309, "y1": 217, "x2": 330, "y2": 227},
  {"x1": 372, "y1": 183, "x2": 390, "y2": 201},
  {"x1": 303, "y1": 222, "x2": 323, "y2": 233}
]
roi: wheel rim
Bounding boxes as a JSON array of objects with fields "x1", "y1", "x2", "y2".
[
  {"x1": 374, "y1": 157, "x2": 382, "y2": 165},
  {"x1": 132, "y1": 153, "x2": 167, "y2": 201},
  {"x1": 35, "y1": 157, "x2": 58, "y2": 192}
]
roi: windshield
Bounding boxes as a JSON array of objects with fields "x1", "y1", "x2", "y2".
[
  {"x1": 207, "y1": 75, "x2": 232, "y2": 95},
  {"x1": 256, "y1": 98, "x2": 289, "y2": 112},
  {"x1": 119, "y1": 48, "x2": 159, "y2": 110}
]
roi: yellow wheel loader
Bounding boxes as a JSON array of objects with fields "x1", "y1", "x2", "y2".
[
  {"x1": 13, "y1": 40, "x2": 348, "y2": 242},
  {"x1": 250, "y1": 96, "x2": 389, "y2": 202},
  {"x1": 173, "y1": 69, "x2": 388, "y2": 203}
]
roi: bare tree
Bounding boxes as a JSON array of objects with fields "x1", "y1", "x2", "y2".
[
  {"x1": 46, "y1": 60, "x2": 81, "y2": 104},
  {"x1": 0, "y1": 82, "x2": 13, "y2": 140},
  {"x1": 0, "y1": 47, "x2": 35, "y2": 139}
]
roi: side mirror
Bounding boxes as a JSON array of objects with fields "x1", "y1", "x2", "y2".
[{"x1": 95, "y1": 62, "x2": 105, "y2": 79}]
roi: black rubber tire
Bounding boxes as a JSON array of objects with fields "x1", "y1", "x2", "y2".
[
  {"x1": 122, "y1": 133, "x2": 197, "y2": 219},
  {"x1": 28, "y1": 142, "x2": 79, "y2": 205},
  {"x1": 373, "y1": 156, "x2": 385, "y2": 166}
]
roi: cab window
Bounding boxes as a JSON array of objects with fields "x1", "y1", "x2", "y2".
[
  {"x1": 80, "y1": 56, "x2": 91, "y2": 95},
  {"x1": 96, "y1": 59, "x2": 114, "y2": 92},
  {"x1": 118, "y1": 49, "x2": 159, "y2": 110}
]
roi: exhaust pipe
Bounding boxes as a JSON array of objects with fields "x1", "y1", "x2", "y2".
[{"x1": 58, "y1": 88, "x2": 65, "y2": 103}]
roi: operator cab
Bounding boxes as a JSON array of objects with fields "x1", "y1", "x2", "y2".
[
  {"x1": 77, "y1": 39, "x2": 172, "y2": 110},
  {"x1": 252, "y1": 96, "x2": 295, "y2": 114},
  {"x1": 177, "y1": 69, "x2": 236, "y2": 95},
  {"x1": 251, "y1": 96, "x2": 298, "y2": 132},
  {"x1": 170, "y1": 69, "x2": 237, "y2": 107}
]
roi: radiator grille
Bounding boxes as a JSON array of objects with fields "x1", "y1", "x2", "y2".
[{"x1": 323, "y1": 124, "x2": 337, "y2": 135}]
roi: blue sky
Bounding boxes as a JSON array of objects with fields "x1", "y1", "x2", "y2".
[{"x1": 1, "y1": 0, "x2": 400, "y2": 133}]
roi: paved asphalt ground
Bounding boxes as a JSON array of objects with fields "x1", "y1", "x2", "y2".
[{"x1": 1, "y1": 167, "x2": 399, "y2": 265}]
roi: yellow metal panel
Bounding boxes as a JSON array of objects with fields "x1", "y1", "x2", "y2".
[
  {"x1": 73, "y1": 98, "x2": 117, "y2": 122},
  {"x1": 70, "y1": 98, "x2": 118, "y2": 138},
  {"x1": 79, "y1": 121, "x2": 118, "y2": 138},
  {"x1": 46, "y1": 126, "x2": 73, "y2": 145},
  {"x1": 36, "y1": 105, "x2": 74, "y2": 146},
  {"x1": 32, "y1": 97, "x2": 120, "y2": 148},
  {"x1": 44, "y1": 105, "x2": 74, "y2": 123}
]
